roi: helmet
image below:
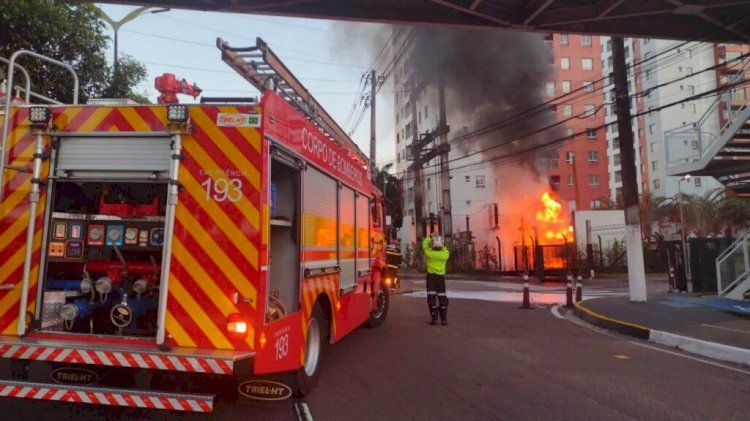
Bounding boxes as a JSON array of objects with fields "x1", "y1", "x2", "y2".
[{"x1": 430, "y1": 235, "x2": 444, "y2": 249}]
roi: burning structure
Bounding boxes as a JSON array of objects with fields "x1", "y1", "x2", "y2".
[{"x1": 378, "y1": 25, "x2": 601, "y2": 274}]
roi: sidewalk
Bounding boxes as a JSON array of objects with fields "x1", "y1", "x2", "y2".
[{"x1": 573, "y1": 292, "x2": 750, "y2": 367}]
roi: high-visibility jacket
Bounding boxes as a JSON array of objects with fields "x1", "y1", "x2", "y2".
[{"x1": 422, "y1": 237, "x2": 449, "y2": 275}]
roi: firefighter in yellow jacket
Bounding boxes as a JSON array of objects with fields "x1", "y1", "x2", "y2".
[{"x1": 422, "y1": 234, "x2": 450, "y2": 325}]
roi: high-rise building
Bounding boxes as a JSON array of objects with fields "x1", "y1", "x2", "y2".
[{"x1": 543, "y1": 33, "x2": 609, "y2": 211}]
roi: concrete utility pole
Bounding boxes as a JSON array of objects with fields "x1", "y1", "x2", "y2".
[
  {"x1": 437, "y1": 78, "x2": 452, "y2": 239},
  {"x1": 410, "y1": 94, "x2": 425, "y2": 240},
  {"x1": 369, "y1": 70, "x2": 377, "y2": 179},
  {"x1": 612, "y1": 37, "x2": 647, "y2": 302}
]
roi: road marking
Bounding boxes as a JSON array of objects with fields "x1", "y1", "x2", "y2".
[
  {"x1": 627, "y1": 340, "x2": 750, "y2": 375},
  {"x1": 294, "y1": 400, "x2": 314, "y2": 421},
  {"x1": 551, "y1": 305, "x2": 565, "y2": 319},
  {"x1": 700, "y1": 324, "x2": 750, "y2": 335},
  {"x1": 614, "y1": 354, "x2": 630, "y2": 359}
]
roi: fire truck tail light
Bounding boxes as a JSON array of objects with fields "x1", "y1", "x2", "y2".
[
  {"x1": 384, "y1": 277, "x2": 392, "y2": 286},
  {"x1": 227, "y1": 313, "x2": 248, "y2": 339},
  {"x1": 29, "y1": 107, "x2": 51, "y2": 124},
  {"x1": 167, "y1": 104, "x2": 188, "y2": 122},
  {"x1": 260, "y1": 332, "x2": 267, "y2": 349}
]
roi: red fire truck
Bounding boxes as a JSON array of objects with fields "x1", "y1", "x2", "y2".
[{"x1": 0, "y1": 39, "x2": 389, "y2": 412}]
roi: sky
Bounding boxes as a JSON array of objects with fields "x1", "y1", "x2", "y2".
[{"x1": 97, "y1": 4, "x2": 397, "y2": 168}]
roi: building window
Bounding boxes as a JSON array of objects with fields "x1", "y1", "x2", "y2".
[
  {"x1": 567, "y1": 175, "x2": 575, "y2": 186},
  {"x1": 566, "y1": 151, "x2": 575, "y2": 164},
  {"x1": 550, "y1": 175, "x2": 561, "y2": 190},
  {"x1": 475, "y1": 175, "x2": 485, "y2": 188},
  {"x1": 582, "y1": 58, "x2": 593, "y2": 70},
  {"x1": 581, "y1": 35, "x2": 592, "y2": 46},
  {"x1": 591, "y1": 199, "x2": 601, "y2": 209},
  {"x1": 589, "y1": 175, "x2": 601, "y2": 186},
  {"x1": 694, "y1": 177, "x2": 702, "y2": 187},
  {"x1": 583, "y1": 81, "x2": 594, "y2": 92},
  {"x1": 650, "y1": 142, "x2": 658, "y2": 153},
  {"x1": 397, "y1": 152, "x2": 400, "y2": 163},
  {"x1": 424, "y1": 104, "x2": 429, "y2": 119},
  {"x1": 561, "y1": 57, "x2": 570, "y2": 70},
  {"x1": 568, "y1": 200, "x2": 577, "y2": 211},
  {"x1": 426, "y1": 177, "x2": 431, "y2": 191},
  {"x1": 465, "y1": 175, "x2": 470, "y2": 182},
  {"x1": 584, "y1": 105, "x2": 596, "y2": 117},
  {"x1": 565, "y1": 127, "x2": 574, "y2": 137},
  {"x1": 587, "y1": 151, "x2": 599, "y2": 163},
  {"x1": 606, "y1": 39, "x2": 612, "y2": 51},
  {"x1": 397, "y1": 133, "x2": 400, "y2": 144},
  {"x1": 614, "y1": 153, "x2": 621, "y2": 165},
  {"x1": 615, "y1": 170, "x2": 622, "y2": 183},
  {"x1": 586, "y1": 128, "x2": 597, "y2": 138},
  {"x1": 560, "y1": 34, "x2": 569, "y2": 45},
  {"x1": 562, "y1": 80, "x2": 571, "y2": 93},
  {"x1": 545, "y1": 81, "x2": 555, "y2": 97},
  {"x1": 648, "y1": 124, "x2": 655, "y2": 135},
  {"x1": 640, "y1": 163, "x2": 645, "y2": 173},
  {"x1": 563, "y1": 104, "x2": 573, "y2": 117},
  {"x1": 653, "y1": 179, "x2": 661, "y2": 189}
]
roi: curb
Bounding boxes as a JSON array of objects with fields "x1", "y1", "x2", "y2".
[
  {"x1": 573, "y1": 301, "x2": 750, "y2": 367},
  {"x1": 573, "y1": 301, "x2": 650, "y2": 340}
]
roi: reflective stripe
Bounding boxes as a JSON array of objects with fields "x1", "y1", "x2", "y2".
[
  {"x1": 437, "y1": 293, "x2": 447, "y2": 296},
  {"x1": 426, "y1": 291, "x2": 437, "y2": 295}
]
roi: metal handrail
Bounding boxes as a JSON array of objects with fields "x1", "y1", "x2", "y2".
[
  {"x1": 0, "y1": 49, "x2": 79, "y2": 203},
  {"x1": 665, "y1": 57, "x2": 750, "y2": 170},
  {"x1": 0, "y1": 57, "x2": 31, "y2": 103},
  {"x1": 716, "y1": 232, "x2": 750, "y2": 295}
]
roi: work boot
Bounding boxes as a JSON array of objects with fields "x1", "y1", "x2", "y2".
[
  {"x1": 439, "y1": 307, "x2": 447, "y2": 326},
  {"x1": 429, "y1": 307, "x2": 438, "y2": 325}
]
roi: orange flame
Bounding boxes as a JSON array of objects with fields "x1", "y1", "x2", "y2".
[{"x1": 535, "y1": 192, "x2": 573, "y2": 244}]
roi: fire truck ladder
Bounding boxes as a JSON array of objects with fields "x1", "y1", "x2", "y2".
[{"x1": 216, "y1": 37, "x2": 368, "y2": 165}]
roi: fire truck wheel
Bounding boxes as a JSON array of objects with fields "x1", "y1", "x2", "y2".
[
  {"x1": 365, "y1": 279, "x2": 389, "y2": 328},
  {"x1": 295, "y1": 303, "x2": 328, "y2": 397}
]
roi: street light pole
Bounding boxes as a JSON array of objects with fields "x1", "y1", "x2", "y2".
[
  {"x1": 95, "y1": 6, "x2": 170, "y2": 70},
  {"x1": 678, "y1": 174, "x2": 691, "y2": 292}
]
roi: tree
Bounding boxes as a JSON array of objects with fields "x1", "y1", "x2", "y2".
[{"x1": 0, "y1": 1, "x2": 148, "y2": 103}]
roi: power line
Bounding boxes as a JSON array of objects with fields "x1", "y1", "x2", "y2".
[{"x1": 397, "y1": 77, "x2": 750, "y2": 183}]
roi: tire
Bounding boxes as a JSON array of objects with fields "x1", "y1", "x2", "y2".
[
  {"x1": 365, "y1": 277, "x2": 389, "y2": 328},
  {"x1": 294, "y1": 302, "x2": 327, "y2": 397}
]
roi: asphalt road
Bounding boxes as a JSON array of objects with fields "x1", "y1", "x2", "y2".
[{"x1": 2, "y1": 278, "x2": 749, "y2": 420}]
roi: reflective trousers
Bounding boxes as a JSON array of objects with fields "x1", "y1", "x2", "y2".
[{"x1": 426, "y1": 273, "x2": 448, "y2": 323}]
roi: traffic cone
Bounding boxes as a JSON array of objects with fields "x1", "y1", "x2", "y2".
[
  {"x1": 565, "y1": 272, "x2": 573, "y2": 308},
  {"x1": 575, "y1": 274, "x2": 583, "y2": 303},
  {"x1": 521, "y1": 272, "x2": 531, "y2": 309}
]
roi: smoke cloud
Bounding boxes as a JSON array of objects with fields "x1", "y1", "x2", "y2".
[{"x1": 408, "y1": 27, "x2": 558, "y2": 164}]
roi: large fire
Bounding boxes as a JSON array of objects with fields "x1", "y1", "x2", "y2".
[{"x1": 535, "y1": 192, "x2": 574, "y2": 244}]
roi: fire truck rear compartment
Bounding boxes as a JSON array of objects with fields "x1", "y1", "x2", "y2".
[
  {"x1": 39, "y1": 181, "x2": 167, "y2": 337},
  {"x1": 37, "y1": 134, "x2": 174, "y2": 338}
]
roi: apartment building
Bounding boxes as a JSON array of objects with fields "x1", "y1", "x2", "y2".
[{"x1": 544, "y1": 33, "x2": 610, "y2": 211}]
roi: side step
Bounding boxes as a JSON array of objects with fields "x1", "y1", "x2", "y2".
[{"x1": 0, "y1": 379, "x2": 214, "y2": 412}]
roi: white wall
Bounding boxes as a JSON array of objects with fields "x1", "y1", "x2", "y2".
[{"x1": 574, "y1": 210, "x2": 626, "y2": 252}]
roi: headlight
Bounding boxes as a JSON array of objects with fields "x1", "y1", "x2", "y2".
[
  {"x1": 132, "y1": 278, "x2": 148, "y2": 294},
  {"x1": 167, "y1": 104, "x2": 188, "y2": 122},
  {"x1": 60, "y1": 303, "x2": 79, "y2": 321},
  {"x1": 95, "y1": 276, "x2": 112, "y2": 295},
  {"x1": 29, "y1": 106, "x2": 51, "y2": 125}
]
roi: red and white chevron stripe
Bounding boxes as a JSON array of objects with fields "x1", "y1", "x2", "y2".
[
  {"x1": 0, "y1": 344, "x2": 233, "y2": 374},
  {"x1": 0, "y1": 380, "x2": 214, "y2": 412}
]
